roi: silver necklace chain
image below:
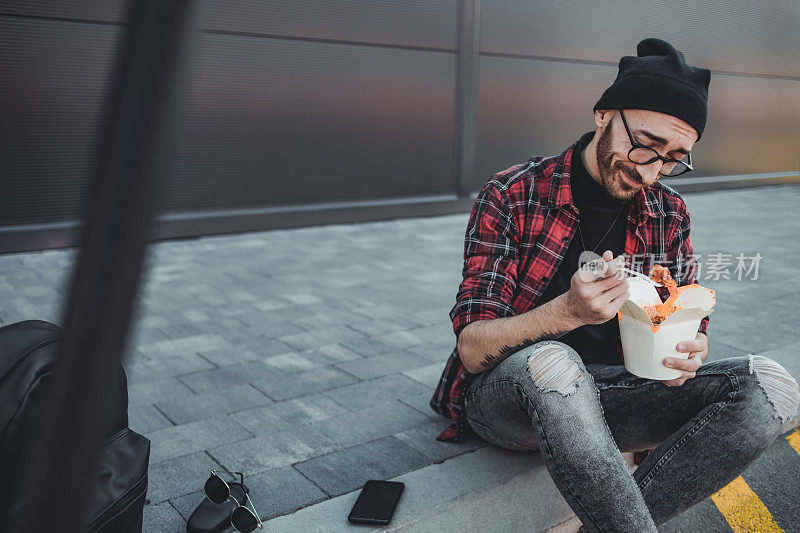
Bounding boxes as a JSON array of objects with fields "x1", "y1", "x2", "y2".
[{"x1": 577, "y1": 205, "x2": 625, "y2": 254}]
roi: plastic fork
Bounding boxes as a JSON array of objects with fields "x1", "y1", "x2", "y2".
[
  {"x1": 585, "y1": 259, "x2": 664, "y2": 287},
  {"x1": 616, "y1": 266, "x2": 665, "y2": 287}
]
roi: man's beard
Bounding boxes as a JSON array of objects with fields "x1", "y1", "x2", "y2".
[{"x1": 595, "y1": 117, "x2": 644, "y2": 201}]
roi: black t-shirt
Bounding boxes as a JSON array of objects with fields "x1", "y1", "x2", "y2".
[{"x1": 537, "y1": 131, "x2": 631, "y2": 365}]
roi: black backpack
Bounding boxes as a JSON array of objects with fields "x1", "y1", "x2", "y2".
[{"x1": 0, "y1": 320, "x2": 150, "y2": 532}]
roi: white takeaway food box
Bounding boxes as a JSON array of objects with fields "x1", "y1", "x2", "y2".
[{"x1": 617, "y1": 278, "x2": 716, "y2": 380}]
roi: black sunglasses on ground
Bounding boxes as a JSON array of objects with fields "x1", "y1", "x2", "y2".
[{"x1": 203, "y1": 470, "x2": 264, "y2": 532}]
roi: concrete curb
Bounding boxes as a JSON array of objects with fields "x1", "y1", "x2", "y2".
[
  {"x1": 261, "y1": 352, "x2": 800, "y2": 533},
  {"x1": 261, "y1": 419, "x2": 800, "y2": 533},
  {"x1": 259, "y1": 445, "x2": 574, "y2": 533}
]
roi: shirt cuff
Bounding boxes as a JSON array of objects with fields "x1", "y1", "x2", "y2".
[{"x1": 451, "y1": 298, "x2": 516, "y2": 339}]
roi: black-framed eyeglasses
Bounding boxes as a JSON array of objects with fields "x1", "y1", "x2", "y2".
[
  {"x1": 203, "y1": 470, "x2": 263, "y2": 532},
  {"x1": 618, "y1": 109, "x2": 693, "y2": 177}
]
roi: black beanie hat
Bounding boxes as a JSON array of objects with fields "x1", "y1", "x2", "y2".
[{"x1": 593, "y1": 38, "x2": 711, "y2": 140}]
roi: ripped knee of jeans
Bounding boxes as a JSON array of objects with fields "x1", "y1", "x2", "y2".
[
  {"x1": 748, "y1": 355, "x2": 800, "y2": 424},
  {"x1": 526, "y1": 343, "x2": 584, "y2": 396}
]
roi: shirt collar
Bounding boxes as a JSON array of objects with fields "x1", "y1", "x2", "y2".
[{"x1": 543, "y1": 138, "x2": 667, "y2": 222}]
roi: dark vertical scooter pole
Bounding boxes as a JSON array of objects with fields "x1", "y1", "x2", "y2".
[{"x1": 14, "y1": 1, "x2": 203, "y2": 532}]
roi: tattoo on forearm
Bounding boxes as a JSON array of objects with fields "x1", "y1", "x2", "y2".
[
  {"x1": 477, "y1": 324, "x2": 569, "y2": 369},
  {"x1": 478, "y1": 353, "x2": 507, "y2": 368},
  {"x1": 479, "y1": 335, "x2": 543, "y2": 368}
]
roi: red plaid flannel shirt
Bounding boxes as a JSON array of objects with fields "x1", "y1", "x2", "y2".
[{"x1": 430, "y1": 138, "x2": 710, "y2": 443}]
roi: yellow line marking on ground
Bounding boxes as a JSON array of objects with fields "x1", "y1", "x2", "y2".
[
  {"x1": 785, "y1": 429, "x2": 800, "y2": 456},
  {"x1": 710, "y1": 476, "x2": 784, "y2": 533}
]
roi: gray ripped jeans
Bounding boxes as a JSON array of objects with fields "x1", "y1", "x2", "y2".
[{"x1": 463, "y1": 340, "x2": 800, "y2": 532}]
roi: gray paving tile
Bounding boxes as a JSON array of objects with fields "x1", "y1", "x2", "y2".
[
  {"x1": 294, "y1": 309, "x2": 365, "y2": 329},
  {"x1": 132, "y1": 314, "x2": 173, "y2": 332},
  {"x1": 394, "y1": 419, "x2": 486, "y2": 463},
  {"x1": 401, "y1": 362, "x2": 448, "y2": 389},
  {"x1": 181, "y1": 308, "x2": 212, "y2": 323},
  {"x1": 377, "y1": 329, "x2": 426, "y2": 349},
  {"x1": 705, "y1": 339, "x2": 752, "y2": 363},
  {"x1": 124, "y1": 350, "x2": 216, "y2": 381},
  {"x1": 129, "y1": 404, "x2": 174, "y2": 434},
  {"x1": 409, "y1": 282, "x2": 455, "y2": 302},
  {"x1": 154, "y1": 384, "x2": 273, "y2": 425},
  {"x1": 334, "y1": 350, "x2": 431, "y2": 380},
  {"x1": 407, "y1": 340, "x2": 456, "y2": 362},
  {"x1": 177, "y1": 360, "x2": 276, "y2": 393},
  {"x1": 414, "y1": 307, "x2": 453, "y2": 325},
  {"x1": 281, "y1": 292, "x2": 324, "y2": 305},
  {"x1": 711, "y1": 323, "x2": 796, "y2": 354},
  {"x1": 196, "y1": 316, "x2": 271, "y2": 345},
  {"x1": 128, "y1": 377, "x2": 197, "y2": 407},
  {"x1": 336, "y1": 333, "x2": 397, "y2": 357},
  {"x1": 336, "y1": 284, "x2": 398, "y2": 305},
  {"x1": 293, "y1": 436, "x2": 429, "y2": 497},
  {"x1": 157, "y1": 322, "x2": 208, "y2": 341},
  {"x1": 278, "y1": 325, "x2": 369, "y2": 352},
  {"x1": 146, "y1": 415, "x2": 254, "y2": 464},
  {"x1": 246, "y1": 466, "x2": 328, "y2": 520},
  {"x1": 232, "y1": 393, "x2": 350, "y2": 436},
  {"x1": 0, "y1": 283, "x2": 59, "y2": 303},
  {"x1": 410, "y1": 270, "x2": 461, "y2": 285},
  {"x1": 390, "y1": 288, "x2": 450, "y2": 310},
  {"x1": 189, "y1": 292, "x2": 228, "y2": 308},
  {"x1": 251, "y1": 365, "x2": 359, "y2": 401},
  {"x1": 147, "y1": 452, "x2": 223, "y2": 504},
  {"x1": 0, "y1": 297, "x2": 61, "y2": 323},
  {"x1": 139, "y1": 333, "x2": 233, "y2": 358},
  {"x1": 312, "y1": 343, "x2": 365, "y2": 362},
  {"x1": 263, "y1": 351, "x2": 319, "y2": 372},
  {"x1": 142, "y1": 501, "x2": 186, "y2": 533},
  {"x1": 397, "y1": 391, "x2": 440, "y2": 420},
  {"x1": 208, "y1": 425, "x2": 340, "y2": 475},
  {"x1": 350, "y1": 303, "x2": 422, "y2": 323},
  {"x1": 252, "y1": 298, "x2": 293, "y2": 312},
  {"x1": 194, "y1": 343, "x2": 264, "y2": 367},
  {"x1": 323, "y1": 374, "x2": 430, "y2": 411},
  {"x1": 129, "y1": 327, "x2": 169, "y2": 347},
  {"x1": 405, "y1": 322, "x2": 455, "y2": 345},
  {"x1": 197, "y1": 338, "x2": 295, "y2": 366},
  {"x1": 234, "y1": 311, "x2": 309, "y2": 338},
  {"x1": 313, "y1": 399, "x2": 431, "y2": 448},
  {"x1": 346, "y1": 316, "x2": 426, "y2": 337}
]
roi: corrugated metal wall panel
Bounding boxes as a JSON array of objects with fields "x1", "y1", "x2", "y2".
[
  {"x1": 0, "y1": 0, "x2": 458, "y2": 49},
  {"x1": 0, "y1": 16, "x2": 121, "y2": 226},
  {"x1": 0, "y1": 5, "x2": 456, "y2": 227},
  {"x1": 165, "y1": 34, "x2": 456, "y2": 210},
  {"x1": 473, "y1": 55, "x2": 800, "y2": 191},
  {"x1": 1, "y1": 1, "x2": 799, "y2": 249},
  {"x1": 0, "y1": 0, "x2": 128, "y2": 22},
  {"x1": 202, "y1": 0, "x2": 458, "y2": 50},
  {"x1": 474, "y1": 56, "x2": 611, "y2": 187},
  {"x1": 479, "y1": 0, "x2": 800, "y2": 78}
]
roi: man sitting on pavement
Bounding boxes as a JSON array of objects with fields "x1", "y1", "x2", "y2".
[{"x1": 430, "y1": 37, "x2": 800, "y2": 532}]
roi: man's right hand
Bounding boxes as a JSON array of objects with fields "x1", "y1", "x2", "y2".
[{"x1": 565, "y1": 250, "x2": 630, "y2": 326}]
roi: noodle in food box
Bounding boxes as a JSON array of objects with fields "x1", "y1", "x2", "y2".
[{"x1": 617, "y1": 265, "x2": 715, "y2": 380}]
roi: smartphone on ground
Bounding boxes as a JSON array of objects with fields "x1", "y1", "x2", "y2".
[{"x1": 347, "y1": 480, "x2": 405, "y2": 526}]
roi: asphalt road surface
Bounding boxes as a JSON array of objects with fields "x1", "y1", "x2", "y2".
[{"x1": 662, "y1": 427, "x2": 800, "y2": 532}]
